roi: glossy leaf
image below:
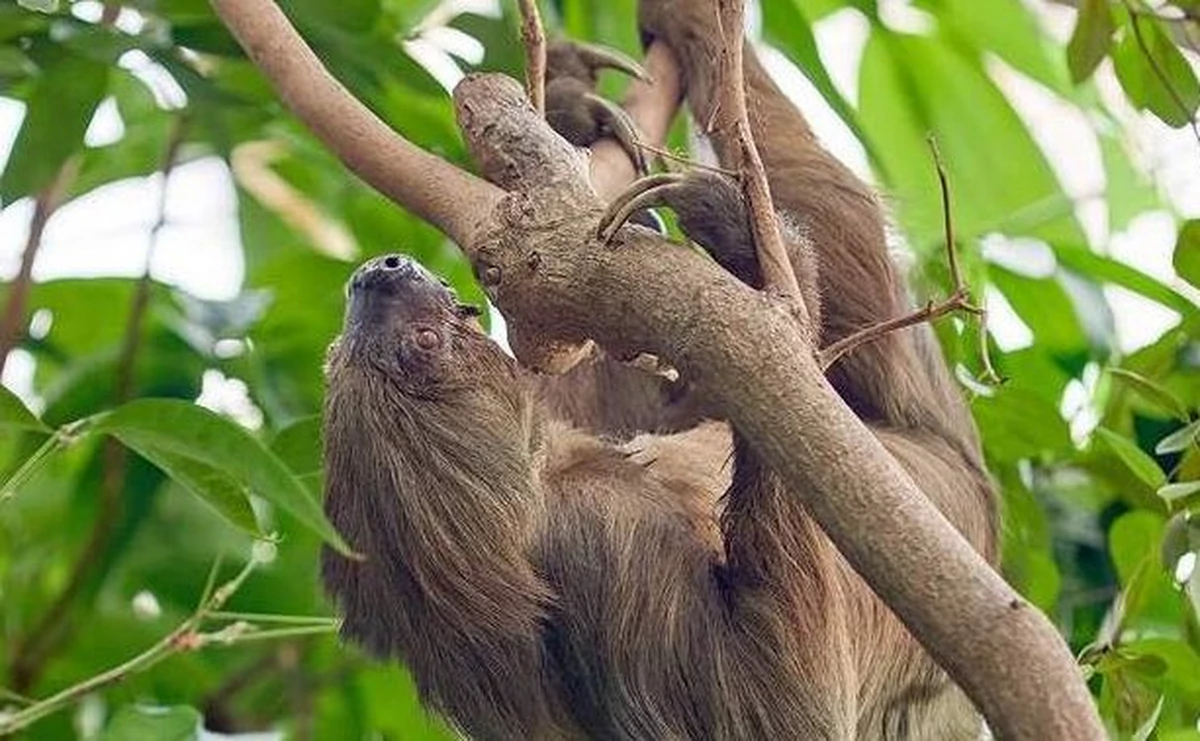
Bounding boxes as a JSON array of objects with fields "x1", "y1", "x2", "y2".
[
  {"x1": 100, "y1": 705, "x2": 201, "y2": 741},
  {"x1": 1175, "y1": 219, "x2": 1200, "y2": 288},
  {"x1": 1112, "y1": 14, "x2": 1200, "y2": 128}
]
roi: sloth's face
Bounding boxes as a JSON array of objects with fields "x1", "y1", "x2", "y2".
[{"x1": 329, "y1": 254, "x2": 499, "y2": 397}]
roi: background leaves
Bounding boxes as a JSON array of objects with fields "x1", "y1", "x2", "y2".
[{"x1": 0, "y1": 0, "x2": 1198, "y2": 738}]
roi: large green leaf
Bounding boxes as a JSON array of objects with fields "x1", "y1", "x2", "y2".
[
  {"x1": 761, "y1": 0, "x2": 880, "y2": 169},
  {"x1": 92, "y1": 399, "x2": 352, "y2": 554},
  {"x1": 1095, "y1": 427, "x2": 1167, "y2": 491},
  {"x1": 0, "y1": 50, "x2": 108, "y2": 202},
  {"x1": 858, "y1": 30, "x2": 1082, "y2": 251}
]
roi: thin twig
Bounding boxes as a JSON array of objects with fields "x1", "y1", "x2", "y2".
[
  {"x1": 7, "y1": 119, "x2": 187, "y2": 694},
  {"x1": 516, "y1": 0, "x2": 546, "y2": 117},
  {"x1": 0, "y1": 554, "x2": 267, "y2": 735},
  {"x1": 713, "y1": 0, "x2": 806, "y2": 314},
  {"x1": 819, "y1": 137, "x2": 1001, "y2": 382},
  {"x1": 632, "y1": 140, "x2": 739, "y2": 176}
]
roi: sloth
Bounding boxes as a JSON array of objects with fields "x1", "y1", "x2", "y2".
[{"x1": 320, "y1": 3, "x2": 997, "y2": 739}]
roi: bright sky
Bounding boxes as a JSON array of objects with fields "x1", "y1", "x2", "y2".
[{"x1": 2, "y1": 0, "x2": 1198, "y2": 408}]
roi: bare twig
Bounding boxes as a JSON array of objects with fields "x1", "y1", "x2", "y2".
[
  {"x1": 208, "y1": 0, "x2": 503, "y2": 248},
  {"x1": 633, "y1": 140, "x2": 739, "y2": 176},
  {"x1": 713, "y1": 0, "x2": 806, "y2": 313},
  {"x1": 516, "y1": 0, "x2": 546, "y2": 116},
  {"x1": 0, "y1": 162, "x2": 76, "y2": 378},
  {"x1": 819, "y1": 137, "x2": 1001, "y2": 383},
  {"x1": 0, "y1": 553, "x2": 326, "y2": 736},
  {"x1": 8, "y1": 120, "x2": 187, "y2": 693}
]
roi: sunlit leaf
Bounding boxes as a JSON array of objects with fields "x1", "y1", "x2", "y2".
[
  {"x1": 1108, "y1": 368, "x2": 1191, "y2": 422},
  {"x1": 93, "y1": 399, "x2": 352, "y2": 554},
  {"x1": 1156, "y1": 420, "x2": 1200, "y2": 455}
]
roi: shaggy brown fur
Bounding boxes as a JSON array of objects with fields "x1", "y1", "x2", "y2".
[{"x1": 321, "y1": 5, "x2": 998, "y2": 738}]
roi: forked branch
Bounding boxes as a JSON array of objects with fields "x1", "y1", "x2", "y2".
[
  {"x1": 819, "y1": 137, "x2": 1001, "y2": 383},
  {"x1": 208, "y1": 0, "x2": 503, "y2": 248}
]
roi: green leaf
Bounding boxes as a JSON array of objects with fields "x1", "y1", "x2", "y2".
[
  {"x1": 0, "y1": 385, "x2": 48, "y2": 433},
  {"x1": 1095, "y1": 427, "x2": 1167, "y2": 490},
  {"x1": 1108, "y1": 368, "x2": 1191, "y2": 422},
  {"x1": 0, "y1": 51, "x2": 108, "y2": 203},
  {"x1": 101, "y1": 704, "x2": 200, "y2": 741},
  {"x1": 1067, "y1": 0, "x2": 1116, "y2": 83},
  {"x1": 1131, "y1": 695, "x2": 1164, "y2": 741},
  {"x1": 1112, "y1": 14, "x2": 1200, "y2": 129},
  {"x1": 859, "y1": 31, "x2": 1083, "y2": 251},
  {"x1": 141, "y1": 448, "x2": 263, "y2": 536},
  {"x1": 1157, "y1": 482, "x2": 1200, "y2": 508},
  {"x1": 972, "y1": 388, "x2": 1073, "y2": 462},
  {"x1": 93, "y1": 399, "x2": 353, "y2": 555},
  {"x1": 1156, "y1": 420, "x2": 1200, "y2": 455},
  {"x1": 1175, "y1": 219, "x2": 1200, "y2": 288}
]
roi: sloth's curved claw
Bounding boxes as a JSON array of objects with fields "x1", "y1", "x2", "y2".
[
  {"x1": 597, "y1": 172, "x2": 688, "y2": 242},
  {"x1": 575, "y1": 41, "x2": 650, "y2": 81},
  {"x1": 549, "y1": 40, "x2": 650, "y2": 83},
  {"x1": 583, "y1": 93, "x2": 648, "y2": 176}
]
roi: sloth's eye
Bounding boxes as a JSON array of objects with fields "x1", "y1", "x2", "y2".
[{"x1": 415, "y1": 329, "x2": 441, "y2": 350}]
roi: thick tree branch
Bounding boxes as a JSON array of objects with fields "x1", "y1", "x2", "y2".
[
  {"x1": 208, "y1": 0, "x2": 504, "y2": 248},
  {"x1": 214, "y1": 3, "x2": 1103, "y2": 737}
]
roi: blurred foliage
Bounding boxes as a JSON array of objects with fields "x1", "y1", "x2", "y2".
[{"x1": 0, "y1": 0, "x2": 1198, "y2": 738}]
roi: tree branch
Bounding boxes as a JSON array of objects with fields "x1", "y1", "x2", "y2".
[
  {"x1": 208, "y1": 0, "x2": 504, "y2": 248},
  {"x1": 516, "y1": 0, "x2": 547, "y2": 117},
  {"x1": 0, "y1": 162, "x2": 76, "y2": 378},
  {"x1": 214, "y1": 3, "x2": 1103, "y2": 736},
  {"x1": 713, "y1": 0, "x2": 806, "y2": 313}
]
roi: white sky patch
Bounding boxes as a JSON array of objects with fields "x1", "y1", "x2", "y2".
[
  {"x1": 84, "y1": 97, "x2": 125, "y2": 148},
  {"x1": 984, "y1": 284, "x2": 1034, "y2": 352}
]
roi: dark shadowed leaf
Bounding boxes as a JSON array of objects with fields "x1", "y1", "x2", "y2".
[
  {"x1": 0, "y1": 50, "x2": 108, "y2": 202},
  {"x1": 1112, "y1": 15, "x2": 1200, "y2": 128}
]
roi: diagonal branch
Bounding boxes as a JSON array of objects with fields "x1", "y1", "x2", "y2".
[{"x1": 208, "y1": 0, "x2": 504, "y2": 248}]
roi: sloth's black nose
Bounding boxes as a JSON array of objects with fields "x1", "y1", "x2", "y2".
[{"x1": 347, "y1": 254, "x2": 435, "y2": 296}]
